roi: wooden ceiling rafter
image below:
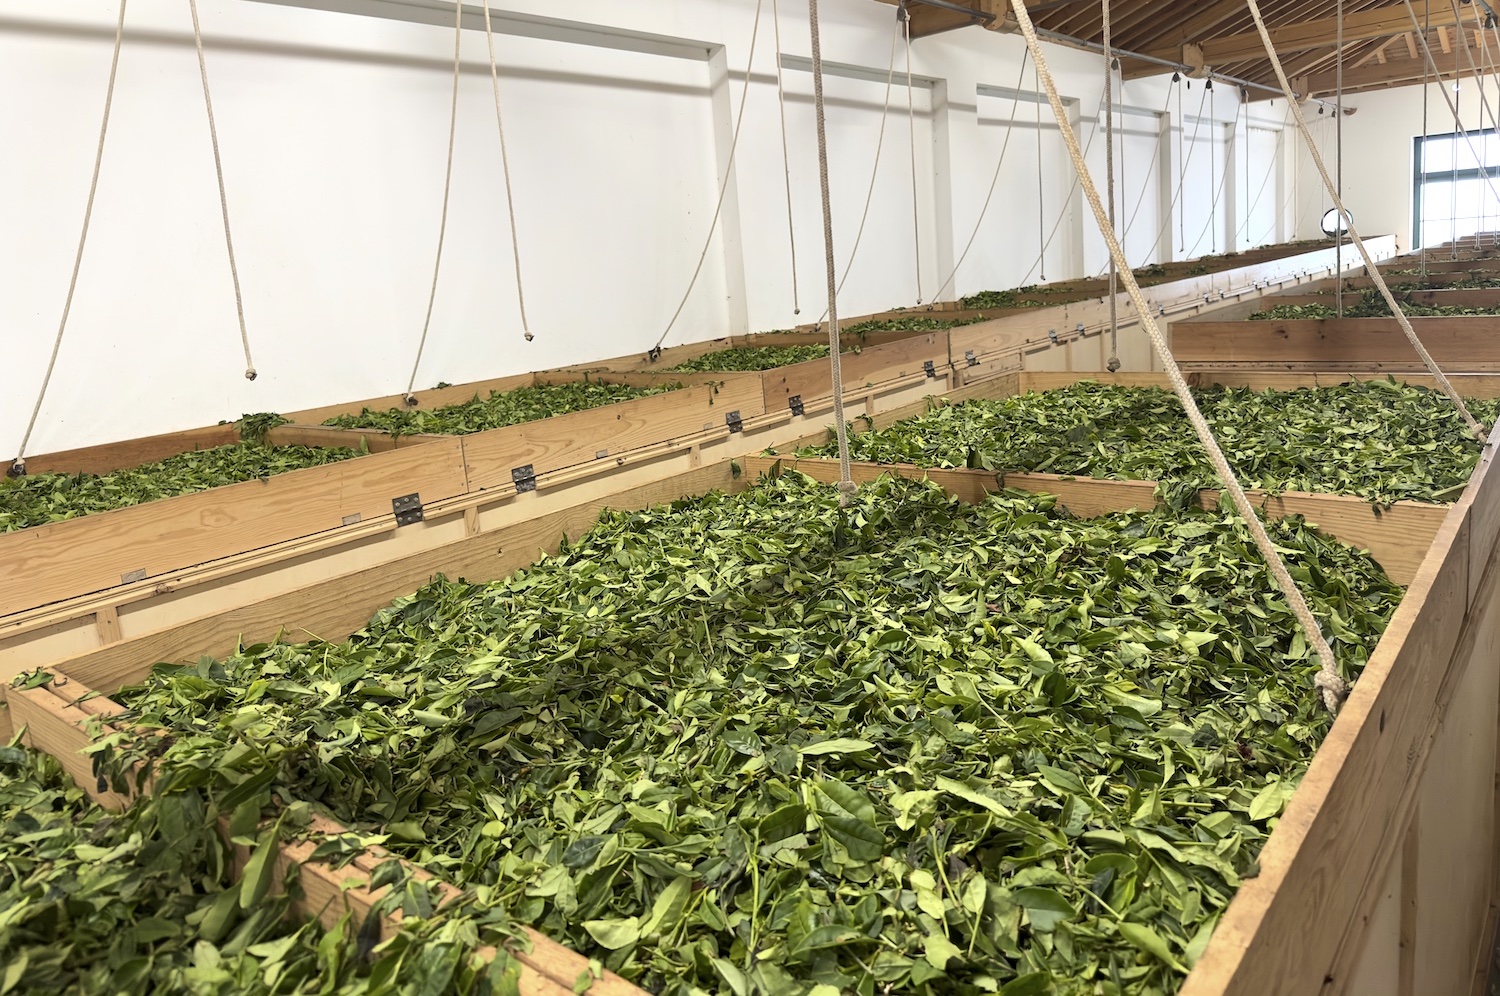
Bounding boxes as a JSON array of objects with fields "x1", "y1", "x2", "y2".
[{"x1": 868, "y1": 0, "x2": 1500, "y2": 101}]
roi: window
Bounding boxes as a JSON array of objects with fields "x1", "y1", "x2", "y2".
[{"x1": 1413, "y1": 130, "x2": 1500, "y2": 248}]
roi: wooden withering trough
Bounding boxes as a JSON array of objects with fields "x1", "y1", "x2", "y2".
[{"x1": 7, "y1": 379, "x2": 1497, "y2": 993}]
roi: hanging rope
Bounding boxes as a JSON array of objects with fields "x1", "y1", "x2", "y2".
[
  {"x1": 1253, "y1": 0, "x2": 1485, "y2": 441},
  {"x1": 771, "y1": 0, "x2": 801, "y2": 315},
  {"x1": 404, "y1": 0, "x2": 463, "y2": 402},
  {"x1": 808, "y1": 0, "x2": 855, "y2": 505},
  {"x1": 1233, "y1": 106, "x2": 1293, "y2": 245},
  {"x1": 1208, "y1": 82, "x2": 1219, "y2": 255},
  {"x1": 1104, "y1": 0, "x2": 1119, "y2": 372},
  {"x1": 930, "y1": 53, "x2": 1030, "y2": 303},
  {"x1": 11, "y1": 0, "x2": 129, "y2": 473},
  {"x1": 811, "y1": 22, "x2": 902, "y2": 327},
  {"x1": 481, "y1": 0, "x2": 533, "y2": 343},
  {"x1": 1186, "y1": 96, "x2": 1243, "y2": 258},
  {"x1": 1036, "y1": 60, "x2": 1047, "y2": 280},
  {"x1": 1422, "y1": 0, "x2": 1433, "y2": 273},
  {"x1": 1017, "y1": 78, "x2": 1111, "y2": 286},
  {"x1": 187, "y1": 0, "x2": 257, "y2": 381},
  {"x1": 1094, "y1": 85, "x2": 1174, "y2": 276},
  {"x1": 1335, "y1": 0, "x2": 1344, "y2": 312},
  {"x1": 1136, "y1": 80, "x2": 1211, "y2": 268},
  {"x1": 902, "y1": 2, "x2": 924, "y2": 304},
  {"x1": 652, "y1": 0, "x2": 765, "y2": 354},
  {"x1": 1009, "y1": 0, "x2": 1350, "y2": 714}
]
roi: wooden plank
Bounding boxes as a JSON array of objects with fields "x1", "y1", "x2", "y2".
[
  {"x1": 282, "y1": 370, "x2": 540, "y2": 425},
  {"x1": 1408, "y1": 288, "x2": 1500, "y2": 308},
  {"x1": 1180, "y1": 496, "x2": 1477, "y2": 995},
  {"x1": 761, "y1": 335, "x2": 950, "y2": 410},
  {"x1": 1, "y1": 424, "x2": 241, "y2": 478},
  {"x1": 0, "y1": 438, "x2": 469, "y2": 616},
  {"x1": 266, "y1": 424, "x2": 443, "y2": 452},
  {"x1": 1172, "y1": 318, "x2": 1500, "y2": 368},
  {"x1": 1197, "y1": 491, "x2": 1448, "y2": 586},
  {"x1": 94, "y1": 605, "x2": 122, "y2": 645},
  {"x1": 462, "y1": 384, "x2": 756, "y2": 493},
  {"x1": 1342, "y1": 853, "x2": 1404, "y2": 996},
  {"x1": 8, "y1": 684, "x2": 129, "y2": 809},
  {"x1": 62, "y1": 462, "x2": 740, "y2": 693},
  {"x1": 742, "y1": 457, "x2": 1443, "y2": 585}
]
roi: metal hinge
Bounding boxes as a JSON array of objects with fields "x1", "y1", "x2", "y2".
[
  {"x1": 1047, "y1": 329, "x2": 1059, "y2": 344},
  {"x1": 923, "y1": 360, "x2": 936, "y2": 378},
  {"x1": 964, "y1": 350, "x2": 977, "y2": 367},
  {"x1": 788, "y1": 395, "x2": 805, "y2": 416},
  {"x1": 392, "y1": 493, "x2": 424, "y2": 526},
  {"x1": 725, "y1": 410, "x2": 743, "y2": 433},
  {"x1": 512, "y1": 465, "x2": 537, "y2": 493}
]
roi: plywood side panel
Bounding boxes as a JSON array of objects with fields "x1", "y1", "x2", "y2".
[
  {"x1": 1, "y1": 424, "x2": 242, "y2": 478},
  {"x1": 1179, "y1": 508, "x2": 1472, "y2": 996},
  {"x1": 1172, "y1": 318, "x2": 1500, "y2": 367},
  {"x1": 0, "y1": 440, "x2": 470, "y2": 617},
  {"x1": 462, "y1": 385, "x2": 745, "y2": 492},
  {"x1": 762, "y1": 335, "x2": 949, "y2": 410},
  {"x1": 64, "y1": 462, "x2": 739, "y2": 694},
  {"x1": 1341, "y1": 851, "x2": 1404, "y2": 996}
]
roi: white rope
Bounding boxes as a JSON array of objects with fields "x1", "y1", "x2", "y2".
[
  {"x1": 903, "y1": 3, "x2": 924, "y2": 304},
  {"x1": 652, "y1": 0, "x2": 764, "y2": 352},
  {"x1": 404, "y1": 0, "x2": 463, "y2": 401},
  {"x1": 1186, "y1": 96, "x2": 1243, "y2": 258},
  {"x1": 481, "y1": 0, "x2": 533, "y2": 343},
  {"x1": 1104, "y1": 0, "x2": 1119, "y2": 372},
  {"x1": 1092, "y1": 85, "x2": 1173, "y2": 276},
  {"x1": 1010, "y1": 0, "x2": 1351, "y2": 714},
  {"x1": 1136, "y1": 81, "x2": 1211, "y2": 269},
  {"x1": 812, "y1": 23, "x2": 902, "y2": 328},
  {"x1": 1233, "y1": 107, "x2": 1292, "y2": 244},
  {"x1": 1017, "y1": 78, "x2": 1111, "y2": 287},
  {"x1": 1036, "y1": 59, "x2": 1047, "y2": 280},
  {"x1": 808, "y1": 0, "x2": 855, "y2": 505},
  {"x1": 187, "y1": 0, "x2": 257, "y2": 381},
  {"x1": 1252, "y1": 0, "x2": 1486, "y2": 441},
  {"x1": 771, "y1": 0, "x2": 801, "y2": 315},
  {"x1": 12, "y1": 0, "x2": 128, "y2": 471},
  {"x1": 930, "y1": 53, "x2": 1030, "y2": 303},
  {"x1": 1335, "y1": 0, "x2": 1344, "y2": 312}
]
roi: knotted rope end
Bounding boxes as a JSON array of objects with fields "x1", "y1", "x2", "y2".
[
  {"x1": 6, "y1": 460, "x2": 25, "y2": 479},
  {"x1": 524, "y1": 331, "x2": 534, "y2": 342},
  {"x1": 1106, "y1": 357, "x2": 1122, "y2": 373},
  {"x1": 244, "y1": 368, "x2": 257, "y2": 382},
  {"x1": 403, "y1": 394, "x2": 419, "y2": 408},
  {"x1": 1313, "y1": 668, "x2": 1349, "y2": 716}
]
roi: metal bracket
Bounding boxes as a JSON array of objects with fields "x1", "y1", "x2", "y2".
[
  {"x1": 923, "y1": 360, "x2": 936, "y2": 378},
  {"x1": 392, "y1": 493, "x2": 424, "y2": 526},
  {"x1": 511, "y1": 465, "x2": 537, "y2": 494},
  {"x1": 121, "y1": 568, "x2": 147, "y2": 585},
  {"x1": 342, "y1": 512, "x2": 362, "y2": 527},
  {"x1": 647, "y1": 345, "x2": 663, "y2": 363},
  {"x1": 595, "y1": 448, "x2": 609, "y2": 460},
  {"x1": 788, "y1": 395, "x2": 805, "y2": 416},
  {"x1": 725, "y1": 410, "x2": 743, "y2": 433},
  {"x1": 964, "y1": 350, "x2": 977, "y2": 367},
  {"x1": 1047, "y1": 329, "x2": 1059, "y2": 344}
]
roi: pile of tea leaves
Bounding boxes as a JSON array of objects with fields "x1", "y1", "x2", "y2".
[
  {"x1": 112, "y1": 471, "x2": 1401, "y2": 995},
  {"x1": 0, "y1": 442, "x2": 360, "y2": 533},
  {"x1": 323, "y1": 381, "x2": 677, "y2": 436},
  {"x1": 843, "y1": 316, "x2": 989, "y2": 336},
  {"x1": 670, "y1": 345, "x2": 833, "y2": 372},
  {"x1": 801, "y1": 380, "x2": 1499, "y2": 506},
  {"x1": 1251, "y1": 286, "x2": 1500, "y2": 321},
  {"x1": 961, "y1": 290, "x2": 1048, "y2": 310},
  {"x1": 0, "y1": 737, "x2": 510, "y2": 994}
]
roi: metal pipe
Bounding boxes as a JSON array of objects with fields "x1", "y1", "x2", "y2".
[
  {"x1": 904, "y1": 0, "x2": 996, "y2": 24},
  {"x1": 1031, "y1": 25, "x2": 1339, "y2": 110}
]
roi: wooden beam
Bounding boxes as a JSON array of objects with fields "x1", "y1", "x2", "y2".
[
  {"x1": 1301, "y1": 55, "x2": 1466, "y2": 96},
  {"x1": 1124, "y1": 1, "x2": 1462, "y2": 78}
]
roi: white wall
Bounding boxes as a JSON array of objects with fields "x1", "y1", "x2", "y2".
[
  {"x1": 3, "y1": 0, "x2": 1289, "y2": 454},
  {"x1": 1291, "y1": 77, "x2": 1500, "y2": 249}
]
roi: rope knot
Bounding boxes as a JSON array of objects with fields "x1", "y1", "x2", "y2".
[
  {"x1": 6, "y1": 460, "x2": 25, "y2": 479},
  {"x1": 524, "y1": 331, "x2": 534, "y2": 342},
  {"x1": 1106, "y1": 357, "x2": 1122, "y2": 373},
  {"x1": 1313, "y1": 668, "x2": 1350, "y2": 715},
  {"x1": 244, "y1": 368, "x2": 257, "y2": 382},
  {"x1": 403, "y1": 394, "x2": 419, "y2": 408}
]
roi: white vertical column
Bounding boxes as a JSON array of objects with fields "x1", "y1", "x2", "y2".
[
  {"x1": 707, "y1": 44, "x2": 750, "y2": 335},
  {"x1": 1156, "y1": 104, "x2": 1174, "y2": 264}
]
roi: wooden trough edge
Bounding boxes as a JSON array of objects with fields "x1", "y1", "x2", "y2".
[
  {"x1": 739, "y1": 456, "x2": 1446, "y2": 587},
  {"x1": 4, "y1": 399, "x2": 1487, "y2": 995},
  {"x1": 3, "y1": 676, "x2": 644, "y2": 996}
]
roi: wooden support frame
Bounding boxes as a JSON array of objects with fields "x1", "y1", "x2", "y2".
[{"x1": 10, "y1": 392, "x2": 1498, "y2": 994}]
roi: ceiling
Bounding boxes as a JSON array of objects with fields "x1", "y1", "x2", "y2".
[{"x1": 881, "y1": 0, "x2": 1500, "y2": 99}]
